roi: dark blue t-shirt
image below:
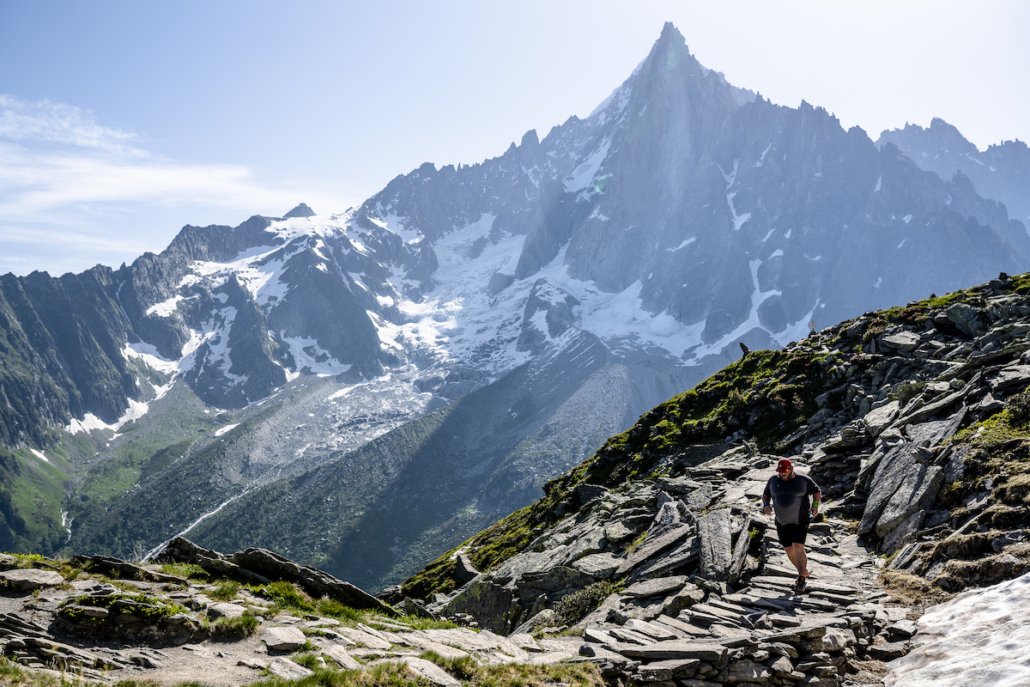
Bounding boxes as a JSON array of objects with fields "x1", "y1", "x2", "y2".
[{"x1": 763, "y1": 474, "x2": 820, "y2": 525}]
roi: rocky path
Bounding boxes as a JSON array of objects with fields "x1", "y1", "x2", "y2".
[{"x1": 559, "y1": 473, "x2": 919, "y2": 686}]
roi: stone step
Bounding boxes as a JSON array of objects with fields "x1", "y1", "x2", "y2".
[
  {"x1": 612, "y1": 640, "x2": 729, "y2": 662},
  {"x1": 750, "y1": 575, "x2": 859, "y2": 596},
  {"x1": 649, "y1": 614, "x2": 712, "y2": 638},
  {"x1": 623, "y1": 619, "x2": 680, "y2": 641},
  {"x1": 608, "y1": 627, "x2": 656, "y2": 646}
]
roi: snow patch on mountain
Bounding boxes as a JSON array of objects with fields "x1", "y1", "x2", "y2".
[
  {"x1": 564, "y1": 139, "x2": 611, "y2": 193},
  {"x1": 124, "y1": 342, "x2": 179, "y2": 377},
  {"x1": 214, "y1": 423, "x2": 239, "y2": 437},
  {"x1": 884, "y1": 572, "x2": 1030, "y2": 687},
  {"x1": 279, "y1": 332, "x2": 352, "y2": 377}
]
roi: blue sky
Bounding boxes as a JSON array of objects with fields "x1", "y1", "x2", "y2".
[{"x1": 1, "y1": 1, "x2": 1028, "y2": 276}]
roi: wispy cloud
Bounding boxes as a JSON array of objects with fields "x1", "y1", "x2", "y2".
[
  {"x1": 0, "y1": 94, "x2": 143, "y2": 154},
  {"x1": 0, "y1": 95, "x2": 354, "y2": 275}
]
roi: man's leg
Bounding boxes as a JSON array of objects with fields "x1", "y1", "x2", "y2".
[
  {"x1": 794, "y1": 543, "x2": 809, "y2": 578},
  {"x1": 784, "y1": 544, "x2": 801, "y2": 573}
]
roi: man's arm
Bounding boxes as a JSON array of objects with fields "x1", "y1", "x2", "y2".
[{"x1": 762, "y1": 479, "x2": 772, "y2": 515}]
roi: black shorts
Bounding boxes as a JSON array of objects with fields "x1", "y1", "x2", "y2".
[{"x1": 775, "y1": 520, "x2": 809, "y2": 547}]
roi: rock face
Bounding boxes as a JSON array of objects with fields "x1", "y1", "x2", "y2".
[{"x1": 880, "y1": 117, "x2": 1030, "y2": 228}]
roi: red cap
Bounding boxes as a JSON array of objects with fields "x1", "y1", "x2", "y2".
[{"x1": 776, "y1": 458, "x2": 793, "y2": 472}]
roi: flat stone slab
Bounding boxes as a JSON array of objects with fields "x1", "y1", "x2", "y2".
[
  {"x1": 697, "y1": 510, "x2": 734, "y2": 580},
  {"x1": 867, "y1": 640, "x2": 911, "y2": 660},
  {"x1": 320, "y1": 643, "x2": 361, "y2": 670},
  {"x1": 0, "y1": 569, "x2": 65, "y2": 592},
  {"x1": 374, "y1": 657, "x2": 460, "y2": 687},
  {"x1": 338, "y1": 626, "x2": 392, "y2": 650},
  {"x1": 263, "y1": 626, "x2": 306, "y2": 652},
  {"x1": 617, "y1": 525, "x2": 694, "y2": 575},
  {"x1": 571, "y1": 552, "x2": 622, "y2": 578},
  {"x1": 613, "y1": 640, "x2": 728, "y2": 662},
  {"x1": 623, "y1": 576, "x2": 687, "y2": 598},
  {"x1": 623, "y1": 619, "x2": 680, "y2": 641},
  {"x1": 881, "y1": 331, "x2": 920, "y2": 351},
  {"x1": 267, "y1": 658, "x2": 313, "y2": 680},
  {"x1": 636, "y1": 658, "x2": 701, "y2": 681},
  {"x1": 207, "y1": 602, "x2": 247, "y2": 619}
]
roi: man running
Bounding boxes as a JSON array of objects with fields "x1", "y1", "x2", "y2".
[{"x1": 762, "y1": 457, "x2": 822, "y2": 591}]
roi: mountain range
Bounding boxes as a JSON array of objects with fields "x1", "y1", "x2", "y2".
[{"x1": 1, "y1": 23, "x2": 1027, "y2": 592}]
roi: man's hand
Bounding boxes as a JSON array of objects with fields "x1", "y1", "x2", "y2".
[{"x1": 762, "y1": 505, "x2": 772, "y2": 516}]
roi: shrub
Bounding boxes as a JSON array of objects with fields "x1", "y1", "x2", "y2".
[
  {"x1": 1008, "y1": 388, "x2": 1030, "y2": 428},
  {"x1": 252, "y1": 581, "x2": 314, "y2": 613},
  {"x1": 211, "y1": 611, "x2": 260, "y2": 641},
  {"x1": 552, "y1": 580, "x2": 622, "y2": 626},
  {"x1": 211, "y1": 580, "x2": 240, "y2": 601}
]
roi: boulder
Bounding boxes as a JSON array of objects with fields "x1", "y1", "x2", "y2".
[
  {"x1": 863, "y1": 400, "x2": 900, "y2": 437},
  {"x1": 571, "y1": 552, "x2": 622, "y2": 578},
  {"x1": 880, "y1": 331, "x2": 920, "y2": 351},
  {"x1": 724, "y1": 658, "x2": 772, "y2": 684},
  {"x1": 453, "y1": 554, "x2": 479, "y2": 584},
  {"x1": 989, "y1": 364, "x2": 1030, "y2": 393},
  {"x1": 875, "y1": 465, "x2": 944, "y2": 540},
  {"x1": 321, "y1": 644, "x2": 361, "y2": 670},
  {"x1": 946, "y1": 302, "x2": 984, "y2": 336},
  {"x1": 807, "y1": 626, "x2": 856, "y2": 652},
  {"x1": 263, "y1": 626, "x2": 307, "y2": 652},
  {"x1": 635, "y1": 658, "x2": 701, "y2": 681},
  {"x1": 207, "y1": 602, "x2": 247, "y2": 619},
  {"x1": 0, "y1": 568, "x2": 65, "y2": 593},
  {"x1": 383, "y1": 657, "x2": 461, "y2": 687},
  {"x1": 267, "y1": 658, "x2": 313, "y2": 680},
  {"x1": 617, "y1": 525, "x2": 695, "y2": 576},
  {"x1": 442, "y1": 579, "x2": 514, "y2": 634}
]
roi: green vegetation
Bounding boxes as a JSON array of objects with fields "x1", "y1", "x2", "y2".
[
  {"x1": 0, "y1": 445, "x2": 71, "y2": 555},
  {"x1": 0, "y1": 656, "x2": 100, "y2": 686},
  {"x1": 553, "y1": 580, "x2": 623, "y2": 626},
  {"x1": 210, "y1": 580, "x2": 241, "y2": 601},
  {"x1": 252, "y1": 580, "x2": 317, "y2": 613},
  {"x1": 246, "y1": 581, "x2": 455, "y2": 630},
  {"x1": 419, "y1": 653, "x2": 604, "y2": 687},
  {"x1": 67, "y1": 591, "x2": 189, "y2": 619},
  {"x1": 210, "y1": 611, "x2": 260, "y2": 641},
  {"x1": 159, "y1": 562, "x2": 210, "y2": 580},
  {"x1": 250, "y1": 662, "x2": 428, "y2": 687}
]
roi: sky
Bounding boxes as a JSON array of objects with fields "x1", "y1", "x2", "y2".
[{"x1": 1, "y1": 0, "x2": 1028, "y2": 276}]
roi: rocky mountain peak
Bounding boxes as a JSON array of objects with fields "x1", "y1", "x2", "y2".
[{"x1": 283, "y1": 202, "x2": 316, "y2": 219}]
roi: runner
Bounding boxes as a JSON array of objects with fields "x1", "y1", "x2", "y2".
[{"x1": 761, "y1": 458, "x2": 822, "y2": 592}]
